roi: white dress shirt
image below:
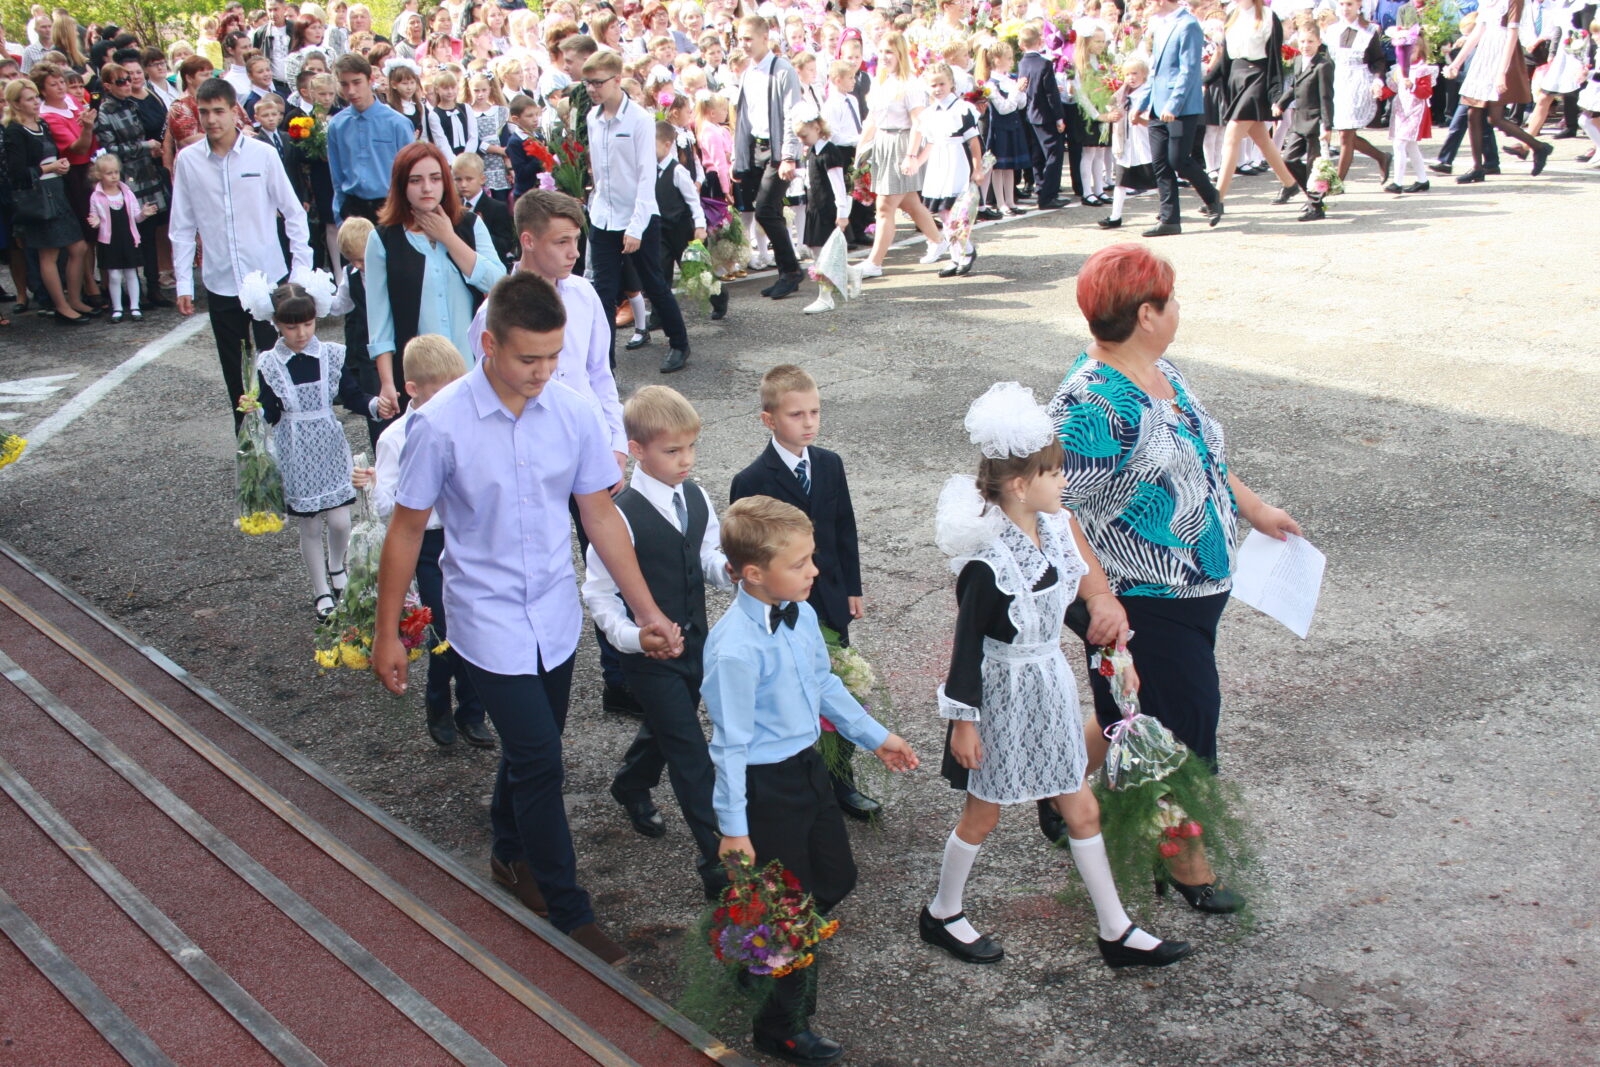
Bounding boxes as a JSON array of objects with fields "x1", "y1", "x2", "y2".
[
  {"x1": 823, "y1": 87, "x2": 864, "y2": 146},
  {"x1": 169, "y1": 133, "x2": 311, "y2": 299},
  {"x1": 582, "y1": 468, "x2": 732, "y2": 653},
  {"x1": 426, "y1": 104, "x2": 480, "y2": 162},
  {"x1": 585, "y1": 97, "x2": 659, "y2": 238},
  {"x1": 660, "y1": 156, "x2": 708, "y2": 227},
  {"x1": 372, "y1": 407, "x2": 443, "y2": 529},
  {"x1": 467, "y1": 272, "x2": 627, "y2": 453},
  {"x1": 743, "y1": 55, "x2": 774, "y2": 138},
  {"x1": 771, "y1": 437, "x2": 809, "y2": 475}
]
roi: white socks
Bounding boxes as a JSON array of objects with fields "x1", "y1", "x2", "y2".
[
  {"x1": 1109, "y1": 186, "x2": 1128, "y2": 221},
  {"x1": 627, "y1": 294, "x2": 647, "y2": 330},
  {"x1": 299, "y1": 505, "x2": 352, "y2": 600},
  {"x1": 106, "y1": 269, "x2": 139, "y2": 313},
  {"x1": 791, "y1": 204, "x2": 806, "y2": 249},
  {"x1": 1069, "y1": 832, "x2": 1160, "y2": 950},
  {"x1": 929, "y1": 830, "x2": 984, "y2": 944},
  {"x1": 1581, "y1": 114, "x2": 1600, "y2": 155}
]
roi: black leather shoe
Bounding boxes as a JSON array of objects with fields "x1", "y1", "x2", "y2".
[
  {"x1": 1382, "y1": 181, "x2": 1403, "y2": 194},
  {"x1": 610, "y1": 783, "x2": 666, "y2": 837},
  {"x1": 767, "y1": 271, "x2": 804, "y2": 299},
  {"x1": 1097, "y1": 925, "x2": 1195, "y2": 968},
  {"x1": 1403, "y1": 181, "x2": 1430, "y2": 193},
  {"x1": 458, "y1": 719, "x2": 496, "y2": 748},
  {"x1": 1097, "y1": 216, "x2": 1122, "y2": 229},
  {"x1": 1552, "y1": 129, "x2": 1578, "y2": 139},
  {"x1": 955, "y1": 249, "x2": 978, "y2": 276},
  {"x1": 1037, "y1": 798, "x2": 1069, "y2": 845},
  {"x1": 1155, "y1": 872, "x2": 1245, "y2": 913},
  {"x1": 938, "y1": 261, "x2": 960, "y2": 278},
  {"x1": 1530, "y1": 143, "x2": 1553, "y2": 176},
  {"x1": 1272, "y1": 184, "x2": 1298, "y2": 205},
  {"x1": 836, "y1": 789, "x2": 881, "y2": 821},
  {"x1": 709, "y1": 292, "x2": 728, "y2": 320},
  {"x1": 1206, "y1": 201, "x2": 1224, "y2": 227},
  {"x1": 624, "y1": 328, "x2": 650, "y2": 350},
  {"x1": 919, "y1": 906, "x2": 1004, "y2": 964},
  {"x1": 425, "y1": 707, "x2": 457, "y2": 746},
  {"x1": 143, "y1": 295, "x2": 174, "y2": 309},
  {"x1": 1427, "y1": 161, "x2": 1452, "y2": 175},
  {"x1": 53, "y1": 311, "x2": 93, "y2": 326},
  {"x1": 601, "y1": 681, "x2": 644, "y2": 718},
  {"x1": 753, "y1": 1029, "x2": 844, "y2": 1065},
  {"x1": 1036, "y1": 198, "x2": 1065, "y2": 209},
  {"x1": 659, "y1": 347, "x2": 688, "y2": 373},
  {"x1": 1455, "y1": 169, "x2": 1486, "y2": 183},
  {"x1": 702, "y1": 866, "x2": 731, "y2": 902},
  {"x1": 1482, "y1": 164, "x2": 1501, "y2": 174},
  {"x1": 1141, "y1": 223, "x2": 1182, "y2": 237},
  {"x1": 1297, "y1": 201, "x2": 1326, "y2": 221}
]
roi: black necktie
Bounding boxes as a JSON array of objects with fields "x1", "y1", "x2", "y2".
[
  {"x1": 794, "y1": 458, "x2": 811, "y2": 495},
  {"x1": 847, "y1": 97, "x2": 861, "y2": 132},
  {"x1": 769, "y1": 601, "x2": 799, "y2": 630}
]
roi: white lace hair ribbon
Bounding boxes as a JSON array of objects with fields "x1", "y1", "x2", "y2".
[
  {"x1": 238, "y1": 272, "x2": 278, "y2": 322},
  {"x1": 290, "y1": 267, "x2": 339, "y2": 319},
  {"x1": 934, "y1": 474, "x2": 1005, "y2": 563},
  {"x1": 964, "y1": 381, "x2": 1056, "y2": 460}
]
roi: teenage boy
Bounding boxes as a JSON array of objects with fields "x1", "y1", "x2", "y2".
[
  {"x1": 706, "y1": 496, "x2": 917, "y2": 1066},
  {"x1": 373, "y1": 271, "x2": 684, "y2": 966},
  {"x1": 729, "y1": 366, "x2": 880, "y2": 822},
  {"x1": 327, "y1": 53, "x2": 416, "y2": 223},
  {"x1": 583, "y1": 386, "x2": 734, "y2": 901},
  {"x1": 356, "y1": 335, "x2": 490, "y2": 749},
  {"x1": 582, "y1": 49, "x2": 692, "y2": 373},
  {"x1": 732, "y1": 16, "x2": 806, "y2": 299}
]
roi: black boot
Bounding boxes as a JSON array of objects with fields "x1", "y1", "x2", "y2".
[{"x1": 709, "y1": 290, "x2": 728, "y2": 320}]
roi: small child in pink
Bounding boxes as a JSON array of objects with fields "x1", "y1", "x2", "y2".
[
  {"x1": 85, "y1": 154, "x2": 155, "y2": 323},
  {"x1": 1385, "y1": 35, "x2": 1436, "y2": 194}
]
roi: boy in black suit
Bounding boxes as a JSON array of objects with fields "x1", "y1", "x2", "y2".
[
  {"x1": 1274, "y1": 21, "x2": 1336, "y2": 222},
  {"x1": 1017, "y1": 23, "x2": 1066, "y2": 208},
  {"x1": 452, "y1": 152, "x2": 519, "y2": 268},
  {"x1": 729, "y1": 365, "x2": 882, "y2": 822}
]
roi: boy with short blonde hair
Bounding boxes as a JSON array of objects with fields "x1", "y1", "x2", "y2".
[
  {"x1": 705, "y1": 495, "x2": 916, "y2": 1064},
  {"x1": 731, "y1": 364, "x2": 880, "y2": 822},
  {"x1": 334, "y1": 215, "x2": 383, "y2": 446},
  {"x1": 582, "y1": 385, "x2": 733, "y2": 900}
]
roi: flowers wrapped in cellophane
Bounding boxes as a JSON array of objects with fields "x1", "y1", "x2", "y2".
[
  {"x1": 0, "y1": 431, "x2": 26, "y2": 471},
  {"x1": 674, "y1": 239, "x2": 722, "y2": 314},
  {"x1": 1310, "y1": 157, "x2": 1345, "y2": 198},
  {"x1": 235, "y1": 348, "x2": 287, "y2": 536},
  {"x1": 1092, "y1": 641, "x2": 1255, "y2": 905},
  {"x1": 678, "y1": 854, "x2": 839, "y2": 1030},
  {"x1": 705, "y1": 207, "x2": 751, "y2": 279},
  {"x1": 314, "y1": 459, "x2": 444, "y2": 671}
]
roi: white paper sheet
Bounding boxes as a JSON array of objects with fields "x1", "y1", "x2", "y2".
[{"x1": 1230, "y1": 530, "x2": 1326, "y2": 638}]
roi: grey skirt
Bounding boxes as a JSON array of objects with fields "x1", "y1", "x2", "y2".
[
  {"x1": 870, "y1": 127, "x2": 925, "y2": 196},
  {"x1": 15, "y1": 177, "x2": 83, "y2": 249}
]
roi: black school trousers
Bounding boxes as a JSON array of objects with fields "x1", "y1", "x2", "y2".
[
  {"x1": 415, "y1": 529, "x2": 484, "y2": 726},
  {"x1": 1149, "y1": 114, "x2": 1219, "y2": 226},
  {"x1": 746, "y1": 747, "x2": 857, "y2": 1040},
  {"x1": 590, "y1": 217, "x2": 688, "y2": 354},
  {"x1": 207, "y1": 289, "x2": 281, "y2": 431}
]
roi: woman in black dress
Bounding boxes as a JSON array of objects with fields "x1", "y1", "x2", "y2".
[
  {"x1": 1207, "y1": 0, "x2": 1301, "y2": 212},
  {"x1": 2, "y1": 80, "x2": 95, "y2": 325}
]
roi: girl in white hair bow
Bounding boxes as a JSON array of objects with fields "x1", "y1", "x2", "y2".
[
  {"x1": 921, "y1": 382, "x2": 1195, "y2": 970},
  {"x1": 237, "y1": 270, "x2": 394, "y2": 619}
]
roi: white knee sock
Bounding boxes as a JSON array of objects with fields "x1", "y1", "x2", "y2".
[
  {"x1": 1581, "y1": 114, "x2": 1600, "y2": 153},
  {"x1": 1110, "y1": 186, "x2": 1128, "y2": 221},
  {"x1": 122, "y1": 270, "x2": 140, "y2": 311},
  {"x1": 791, "y1": 203, "x2": 806, "y2": 247},
  {"x1": 106, "y1": 268, "x2": 126, "y2": 312},
  {"x1": 298, "y1": 514, "x2": 331, "y2": 598},
  {"x1": 628, "y1": 294, "x2": 647, "y2": 328},
  {"x1": 324, "y1": 504, "x2": 351, "y2": 582},
  {"x1": 929, "y1": 829, "x2": 984, "y2": 944},
  {"x1": 1069, "y1": 832, "x2": 1160, "y2": 949}
]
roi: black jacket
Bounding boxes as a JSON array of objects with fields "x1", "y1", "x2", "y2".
[
  {"x1": 1017, "y1": 50, "x2": 1063, "y2": 127},
  {"x1": 468, "y1": 192, "x2": 517, "y2": 268},
  {"x1": 1276, "y1": 49, "x2": 1336, "y2": 134},
  {"x1": 729, "y1": 442, "x2": 862, "y2": 641}
]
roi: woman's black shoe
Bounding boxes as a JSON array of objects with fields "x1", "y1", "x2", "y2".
[
  {"x1": 1097, "y1": 216, "x2": 1122, "y2": 228},
  {"x1": 1156, "y1": 872, "x2": 1245, "y2": 913},
  {"x1": 919, "y1": 906, "x2": 1004, "y2": 964},
  {"x1": 1403, "y1": 181, "x2": 1430, "y2": 193},
  {"x1": 53, "y1": 311, "x2": 92, "y2": 326},
  {"x1": 1456, "y1": 169, "x2": 1486, "y2": 183},
  {"x1": 955, "y1": 249, "x2": 978, "y2": 276},
  {"x1": 1097, "y1": 925, "x2": 1195, "y2": 968}
]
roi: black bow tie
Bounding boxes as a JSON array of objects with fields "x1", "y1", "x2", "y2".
[{"x1": 769, "y1": 601, "x2": 799, "y2": 631}]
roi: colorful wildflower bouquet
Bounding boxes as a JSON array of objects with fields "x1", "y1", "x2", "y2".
[
  {"x1": 678, "y1": 854, "x2": 838, "y2": 1029},
  {"x1": 1091, "y1": 642, "x2": 1254, "y2": 902},
  {"x1": 674, "y1": 239, "x2": 721, "y2": 313},
  {"x1": 235, "y1": 349, "x2": 287, "y2": 536},
  {"x1": 0, "y1": 431, "x2": 26, "y2": 471},
  {"x1": 313, "y1": 466, "x2": 443, "y2": 671},
  {"x1": 287, "y1": 110, "x2": 329, "y2": 162}
]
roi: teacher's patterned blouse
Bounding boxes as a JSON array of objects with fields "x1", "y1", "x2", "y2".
[{"x1": 1047, "y1": 353, "x2": 1237, "y2": 599}]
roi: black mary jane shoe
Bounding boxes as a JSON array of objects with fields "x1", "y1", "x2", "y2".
[
  {"x1": 918, "y1": 907, "x2": 1004, "y2": 964},
  {"x1": 609, "y1": 783, "x2": 667, "y2": 838},
  {"x1": 938, "y1": 260, "x2": 961, "y2": 279},
  {"x1": 955, "y1": 249, "x2": 978, "y2": 276},
  {"x1": 1156, "y1": 871, "x2": 1246, "y2": 914},
  {"x1": 458, "y1": 719, "x2": 496, "y2": 749},
  {"x1": 836, "y1": 788, "x2": 882, "y2": 821},
  {"x1": 624, "y1": 328, "x2": 650, "y2": 350},
  {"x1": 314, "y1": 593, "x2": 337, "y2": 620},
  {"x1": 327, "y1": 567, "x2": 348, "y2": 600},
  {"x1": 753, "y1": 1028, "x2": 844, "y2": 1066},
  {"x1": 1097, "y1": 925, "x2": 1195, "y2": 969},
  {"x1": 1097, "y1": 216, "x2": 1122, "y2": 229}
]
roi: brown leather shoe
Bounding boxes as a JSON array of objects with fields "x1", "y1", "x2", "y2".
[
  {"x1": 490, "y1": 856, "x2": 549, "y2": 917},
  {"x1": 614, "y1": 300, "x2": 634, "y2": 328},
  {"x1": 568, "y1": 922, "x2": 627, "y2": 965}
]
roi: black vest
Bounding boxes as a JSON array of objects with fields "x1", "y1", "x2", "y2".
[
  {"x1": 615, "y1": 483, "x2": 709, "y2": 659},
  {"x1": 376, "y1": 210, "x2": 483, "y2": 374},
  {"x1": 343, "y1": 266, "x2": 368, "y2": 356},
  {"x1": 432, "y1": 103, "x2": 472, "y2": 154},
  {"x1": 654, "y1": 158, "x2": 692, "y2": 230}
]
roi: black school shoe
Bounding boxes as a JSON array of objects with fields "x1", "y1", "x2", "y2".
[
  {"x1": 919, "y1": 906, "x2": 1004, "y2": 964},
  {"x1": 601, "y1": 681, "x2": 645, "y2": 718},
  {"x1": 426, "y1": 705, "x2": 457, "y2": 746},
  {"x1": 753, "y1": 1029, "x2": 844, "y2": 1065},
  {"x1": 1097, "y1": 925, "x2": 1195, "y2": 968},
  {"x1": 609, "y1": 783, "x2": 667, "y2": 838},
  {"x1": 458, "y1": 719, "x2": 496, "y2": 748}
]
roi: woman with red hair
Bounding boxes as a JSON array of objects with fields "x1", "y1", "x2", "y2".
[
  {"x1": 1044, "y1": 243, "x2": 1301, "y2": 913},
  {"x1": 364, "y1": 141, "x2": 505, "y2": 418}
]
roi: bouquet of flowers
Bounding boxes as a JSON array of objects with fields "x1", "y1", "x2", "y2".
[
  {"x1": 1090, "y1": 642, "x2": 1253, "y2": 901},
  {"x1": 234, "y1": 348, "x2": 286, "y2": 536},
  {"x1": 814, "y1": 623, "x2": 891, "y2": 793},
  {"x1": 1411, "y1": 0, "x2": 1460, "y2": 67},
  {"x1": 848, "y1": 157, "x2": 874, "y2": 204},
  {"x1": 522, "y1": 136, "x2": 558, "y2": 177},
  {"x1": 314, "y1": 468, "x2": 444, "y2": 670},
  {"x1": 1281, "y1": 42, "x2": 1300, "y2": 74},
  {"x1": 0, "y1": 431, "x2": 25, "y2": 471},
  {"x1": 677, "y1": 854, "x2": 839, "y2": 1028},
  {"x1": 547, "y1": 124, "x2": 591, "y2": 200},
  {"x1": 288, "y1": 111, "x2": 329, "y2": 162},
  {"x1": 1309, "y1": 156, "x2": 1345, "y2": 198},
  {"x1": 674, "y1": 239, "x2": 722, "y2": 313},
  {"x1": 706, "y1": 208, "x2": 752, "y2": 279}
]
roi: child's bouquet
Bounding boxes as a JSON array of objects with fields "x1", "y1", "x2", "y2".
[
  {"x1": 705, "y1": 205, "x2": 752, "y2": 279},
  {"x1": 314, "y1": 461, "x2": 443, "y2": 670},
  {"x1": 0, "y1": 431, "x2": 26, "y2": 471},
  {"x1": 288, "y1": 108, "x2": 329, "y2": 162},
  {"x1": 674, "y1": 239, "x2": 722, "y2": 313},
  {"x1": 815, "y1": 624, "x2": 890, "y2": 794},
  {"x1": 678, "y1": 853, "x2": 839, "y2": 1028},
  {"x1": 1091, "y1": 642, "x2": 1254, "y2": 903},
  {"x1": 1309, "y1": 156, "x2": 1345, "y2": 198},
  {"x1": 808, "y1": 228, "x2": 862, "y2": 301},
  {"x1": 547, "y1": 124, "x2": 591, "y2": 200},
  {"x1": 848, "y1": 157, "x2": 874, "y2": 204},
  {"x1": 235, "y1": 348, "x2": 287, "y2": 536}
]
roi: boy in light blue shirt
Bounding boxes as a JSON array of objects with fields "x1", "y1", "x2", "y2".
[{"x1": 704, "y1": 495, "x2": 917, "y2": 1066}]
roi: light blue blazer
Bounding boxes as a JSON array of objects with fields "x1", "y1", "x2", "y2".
[{"x1": 1134, "y1": 10, "x2": 1208, "y2": 119}]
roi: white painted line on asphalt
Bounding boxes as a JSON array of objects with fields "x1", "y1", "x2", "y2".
[{"x1": 21, "y1": 316, "x2": 209, "y2": 459}]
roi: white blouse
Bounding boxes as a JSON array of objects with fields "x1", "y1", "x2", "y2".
[
  {"x1": 866, "y1": 76, "x2": 928, "y2": 130},
  {"x1": 1224, "y1": 12, "x2": 1274, "y2": 61}
]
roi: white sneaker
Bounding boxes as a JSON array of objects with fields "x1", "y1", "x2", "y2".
[
  {"x1": 858, "y1": 262, "x2": 884, "y2": 278},
  {"x1": 844, "y1": 264, "x2": 865, "y2": 300},
  {"x1": 803, "y1": 290, "x2": 836, "y2": 314},
  {"x1": 919, "y1": 240, "x2": 948, "y2": 265}
]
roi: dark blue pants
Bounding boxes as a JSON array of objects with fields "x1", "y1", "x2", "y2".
[
  {"x1": 415, "y1": 529, "x2": 483, "y2": 727},
  {"x1": 1027, "y1": 120, "x2": 1064, "y2": 204},
  {"x1": 462, "y1": 653, "x2": 592, "y2": 932},
  {"x1": 568, "y1": 495, "x2": 627, "y2": 689},
  {"x1": 1436, "y1": 103, "x2": 1499, "y2": 168},
  {"x1": 1149, "y1": 114, "x2": 1219, "y2": 226},
  {"x1": 589, "y1": 217, "x2": 688, "y2": 352}
]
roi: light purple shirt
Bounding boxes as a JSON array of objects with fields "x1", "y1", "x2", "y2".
[{"x1": 395, "y1": 363, "x2": 617, "y2": 676}]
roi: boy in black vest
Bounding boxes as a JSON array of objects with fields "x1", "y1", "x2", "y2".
[
  {"x1": 729, "y1": 365, "x2": 882, "y2": 823},
  {"x1": 644, "y1": 120, "x2": 729, "y2": 344},
  {"x1": 582, "y1": 385, "x2": 736, "y2": 901},
  {"x1": 333, "y1": 216, "x2": 387, "y2": 448}
]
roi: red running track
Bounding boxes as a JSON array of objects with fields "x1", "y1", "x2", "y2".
[{"x1": 0, "y1": 541, "x2": 749, "y2": 1067}]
